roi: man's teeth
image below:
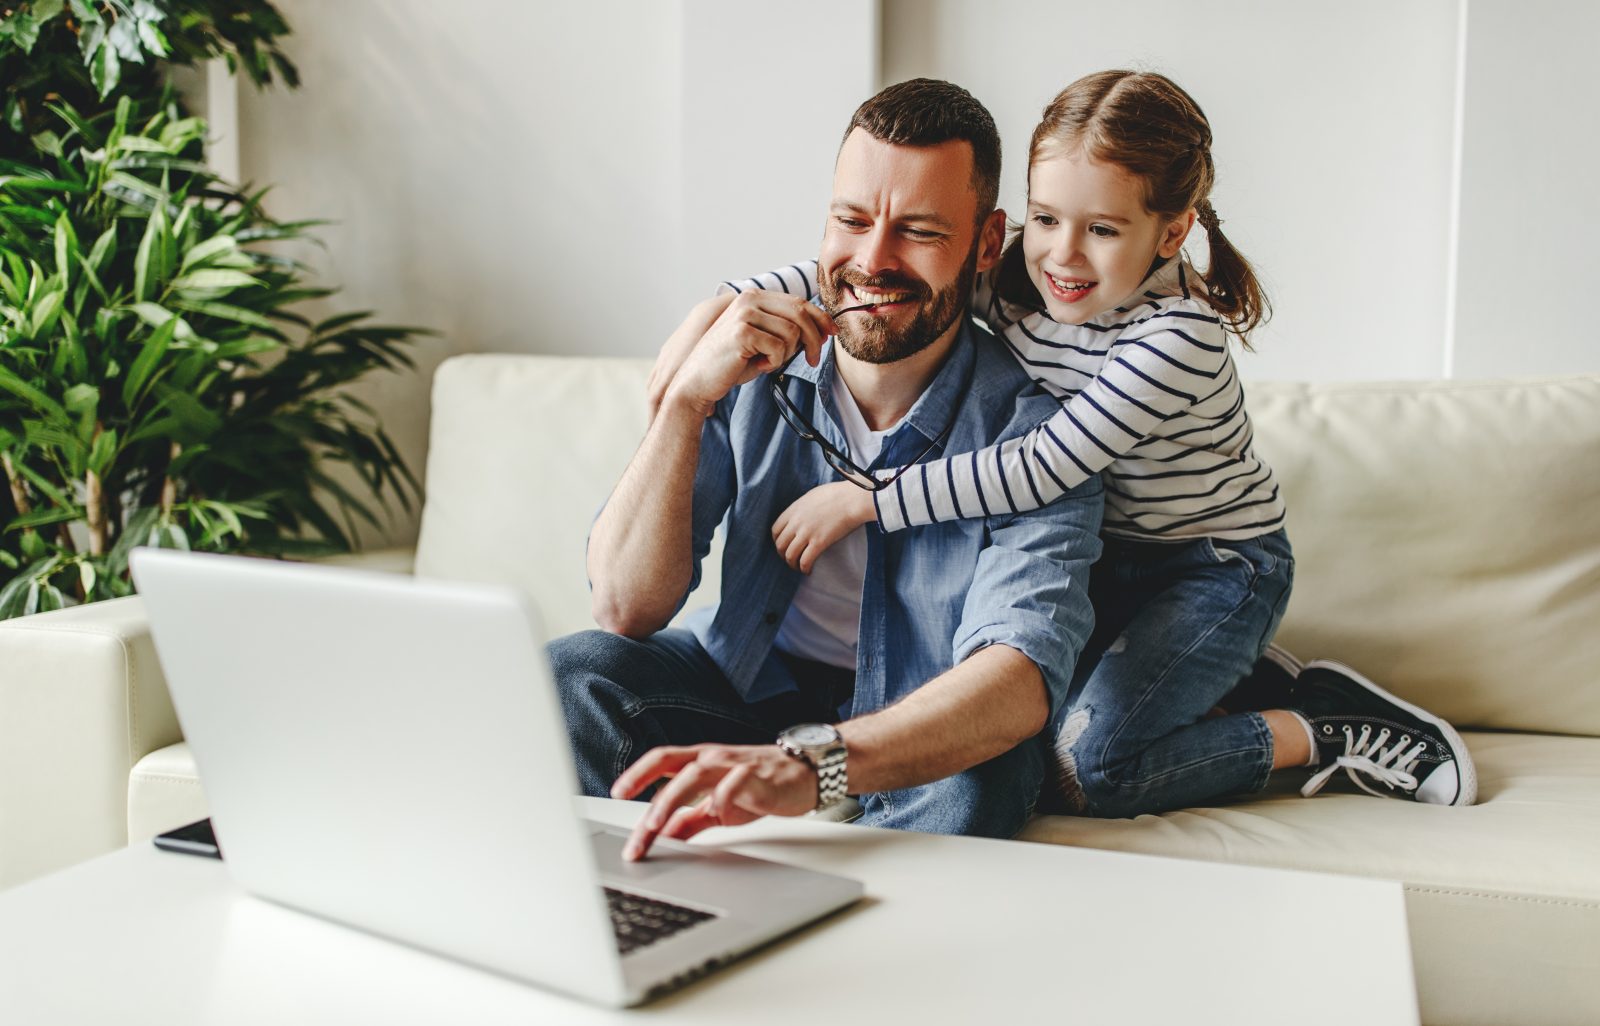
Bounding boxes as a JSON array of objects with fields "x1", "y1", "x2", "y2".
[
  {"x1": 1050, "y1": 275, "x2": 1094, "y2": 292},
  {"x1": 850, "y1": 287, "x2": 911, "y2": 305}
]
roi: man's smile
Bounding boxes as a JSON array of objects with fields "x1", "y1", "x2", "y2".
[{"x1": 842, "y1": 282, "x2": 919, "y2": 314}]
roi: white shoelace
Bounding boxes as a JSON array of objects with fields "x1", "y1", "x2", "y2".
[{"x1": 1301, "y1": 724, "x2": 1426, "y2": 798}]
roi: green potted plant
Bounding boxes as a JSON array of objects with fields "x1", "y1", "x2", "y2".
[{"x1": 0, "y1": 1, "x2": 424, "y2": 618}]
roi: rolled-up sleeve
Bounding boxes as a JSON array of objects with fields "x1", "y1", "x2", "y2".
[
  {"x1": 677, "y1": 390, "x2": 740, "y2": 612},
  {"x1": 952, "y1": 477, "x2": 1103, "y2": 716}
]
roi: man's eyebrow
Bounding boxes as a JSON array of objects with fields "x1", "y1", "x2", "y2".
[{"x1": 831, "y1": 201, "x2": 957, "y2": 232}]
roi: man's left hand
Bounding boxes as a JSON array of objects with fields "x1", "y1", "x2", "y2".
[{"x1": 610, "y1": 743, "x2": 819, "y2": 861}]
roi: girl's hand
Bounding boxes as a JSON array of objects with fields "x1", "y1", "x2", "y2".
[
  {"x1": 647, "y1": 292, "x2": 736, "y2": 420},
  {"x1": 772, "y1": 481, "x2": 877, "y2": 574}
]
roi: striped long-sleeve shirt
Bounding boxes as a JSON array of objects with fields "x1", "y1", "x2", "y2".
[{"x1": 719, "y1": 257, "x2": 1285, "y2": 543}]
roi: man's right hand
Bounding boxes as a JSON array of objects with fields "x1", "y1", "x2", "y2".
[{"x1": 657, "y1": 291, "x2": 835, "y2": 420}]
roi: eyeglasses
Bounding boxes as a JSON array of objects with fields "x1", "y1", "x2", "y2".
[{"x1": 768, "y1": 354, "x2": 954, "y2": 493}]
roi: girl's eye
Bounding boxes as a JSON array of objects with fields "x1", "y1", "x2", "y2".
[
  {"x1": 1089, "y1": 224, "x2": 1118, "y2": 238},
  {"x1": 1029, "y1": 212, "x2": 1057, "y2": 227},
  {"x1": 835, "y1": 217, "x2": 868, "y2": 230}
]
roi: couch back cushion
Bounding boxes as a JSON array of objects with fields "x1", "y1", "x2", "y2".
[
  {"x1": 414, "y1": 355, "x2": 724, "y2": 642},
  {"x1": 417, "y1": 356, "x2": 1600, "y2": 736},
  {"x1": 1246, "y1": 375, "x2": 1600, "y2": 735}
]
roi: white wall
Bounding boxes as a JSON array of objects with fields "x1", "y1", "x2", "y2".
[
  {"x1": 1452, "y1": 0, "x2": 1600, "y2": 377},
  {"x1": 230, "y1": 0, "x2": 873, "y2": 545},
  {"x1": 678, "y1": 3, "x2": 878, "y2": 300}
]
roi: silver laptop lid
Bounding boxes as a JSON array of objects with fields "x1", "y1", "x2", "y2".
[{"x1": 130, "y1": 549, "x2": 629, "y2": 1006}]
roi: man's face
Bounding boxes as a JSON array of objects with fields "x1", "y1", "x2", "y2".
[{"x1": 818, "y1": 130, "x2": 1001, "y2": 364}]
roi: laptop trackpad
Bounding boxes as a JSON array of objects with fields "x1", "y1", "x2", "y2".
[{"x1": 588, "y1": 826, "x2": 701, "y2": 882}]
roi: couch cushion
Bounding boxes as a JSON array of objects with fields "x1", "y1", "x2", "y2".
[
  {"x1": 127, "y1": 742, "x2": 208, "y2": 845},
  {"x1": 1247, "y1": 375, "x2": 1600, "y2": 735},
  {"x1": 414, "y1": 354, "x2": 723, "y2": 640},
  {"x1": 1020, "y1": 730, "x2": 1600, "y2": 1026}
]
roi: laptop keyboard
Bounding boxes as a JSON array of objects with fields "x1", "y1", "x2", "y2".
[{"x1": 604, "y1": 887, "x2": 717, "y2": 955}]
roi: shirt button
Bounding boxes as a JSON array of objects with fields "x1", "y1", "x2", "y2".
[{"x1": 764, "y1": 612, "x2": 779, "y2": 625}]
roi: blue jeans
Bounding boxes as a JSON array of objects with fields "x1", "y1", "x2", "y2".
[
  {"x1": 547, "y1": 628, "x2": 1047, "y2": 840},
  {"x1": 1049, "y1": 528, "x2": 1294, "y2": 818}
]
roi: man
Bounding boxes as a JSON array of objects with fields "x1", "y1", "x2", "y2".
[{"x1": 550, "y1": 79, "x2": 1103, "y2": 860}]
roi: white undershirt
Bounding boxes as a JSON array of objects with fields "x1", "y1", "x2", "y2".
[{"x1": 772, "y1": 366, "x2": 889, "y2": 669}]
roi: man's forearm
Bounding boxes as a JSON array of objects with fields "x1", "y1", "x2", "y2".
[
  {"x1": 587, "y1": 396, "x2": 708, "y2": 636},
  {"x1": 837, "y1": 645, "x2": 1049, "y2": 794}
]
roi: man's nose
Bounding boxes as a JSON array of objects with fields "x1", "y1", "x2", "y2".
[{"x1": 856, "y1": 224, "x2": 901, "y2": 277}]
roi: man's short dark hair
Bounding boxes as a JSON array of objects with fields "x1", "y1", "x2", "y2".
[{"x1": 842, "y1": 78, "x2": 1002, "y2": 220}]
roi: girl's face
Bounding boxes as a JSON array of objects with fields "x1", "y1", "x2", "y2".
[{"x1": 1022, "y1": 149, "x2": 1193, "y2": 324}]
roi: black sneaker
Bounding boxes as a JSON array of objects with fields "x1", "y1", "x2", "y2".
[
  {"x1": 1215, "y1": 644, "x2": 1303, "y2": 715},
  {"x1": 1291, "y1": 660, "x2": 1477, "y2": 806}
]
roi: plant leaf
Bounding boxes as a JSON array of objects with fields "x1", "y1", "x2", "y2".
[
  {"x1": 5, "y1": 506, "x2": 84, "y2": 532},
  {"x1": 0, "y1": 366, "x2": 68, "y2": 422},
  {"x1": 172, "y1": 300, "x2": 278, "y2": 331},
  {"x1": 125, "y1": 301, "x2": 194, "y2": 339},
  {"x1": 86, "y1": 224, "x2": 116, "y2": 272},
  {"x1": 53, "y1": 212, "x2": 77, "y2": 282},
  {"x1": 87, "y1": 427, "x2": 118, "y2": 476},
  {"x1": 171, "y1": 269, "x2": 257, "y2": 293},
  {"x1": 179, "y1": 234, "x2": 238, "y2": 272},
  {"x1": 28, "y1": 286, "x2": 65, "y2": 338},
  {"x1": 123, "y1": 315, "x2": 178, "y2": 408}
]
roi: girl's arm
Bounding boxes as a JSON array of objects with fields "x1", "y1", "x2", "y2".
[{"x1": 875, "y1": 308, "x2": 1231, "y2": 531}]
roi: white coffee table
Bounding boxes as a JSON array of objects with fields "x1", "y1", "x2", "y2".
[{"x1": 0, "y1": 797, "x2": 1418, "y2": 1025}]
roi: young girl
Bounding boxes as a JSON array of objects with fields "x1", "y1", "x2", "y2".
[{"x1": 676, "y1": 70, "x2": 1475, "y2": 811}]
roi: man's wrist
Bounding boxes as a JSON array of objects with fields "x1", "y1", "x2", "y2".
[
  {"x1": 776, "y1": 724, "x2": 848, "y2": 811},
  {"x1": 660, "y1": 380, "x2": 720, "y2": 422}
]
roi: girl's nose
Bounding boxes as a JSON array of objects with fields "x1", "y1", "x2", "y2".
[{"x1": 1051, "y1": 230, "x2": 1083, "y2": 269}]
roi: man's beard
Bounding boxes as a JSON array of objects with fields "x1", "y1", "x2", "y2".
[{"x1": 819, "y1": 244, "x2": 979, "y2": 365}]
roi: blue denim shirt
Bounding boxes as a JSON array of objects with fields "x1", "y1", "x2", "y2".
[{"x1": 674, "y1": 316, "x2": 1103, "y2": 718}]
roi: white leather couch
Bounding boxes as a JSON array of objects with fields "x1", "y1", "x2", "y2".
[{"x1": 2, "y1": 355, "x2": 1597, "y2": 1026}]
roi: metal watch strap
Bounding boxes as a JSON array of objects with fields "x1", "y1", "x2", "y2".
[
  {"x1": 812, "y1": 744, "x2": 848, "y2": 810},
  {"x1": 778, "y1": 727, "x2": 849, "y2": 811}
]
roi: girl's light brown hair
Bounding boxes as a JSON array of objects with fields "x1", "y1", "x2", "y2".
[{"x1": 996, "y1": 70, "x2": 1270, "y2": 343}]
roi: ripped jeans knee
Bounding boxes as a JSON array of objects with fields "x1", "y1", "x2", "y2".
[
  {"x1": 1047, "y1": 704, "x2": 1159, "y2": 820},
  {"x1": 1048, "y1": 706, "x2": 1095, "y2": 814}
]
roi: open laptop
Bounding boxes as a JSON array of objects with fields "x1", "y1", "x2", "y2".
[{"x1": 128, "y1": 549, "x2": 862, "y2": 1006}]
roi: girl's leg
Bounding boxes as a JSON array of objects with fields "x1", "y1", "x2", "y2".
[{"x1": 1054, "y1": 531, "x2": 1294, "y2": 818}]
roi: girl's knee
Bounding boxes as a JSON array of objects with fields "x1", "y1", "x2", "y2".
[{"x1": 1050, "y1": 711, "x2": 1146, "y2": 818}]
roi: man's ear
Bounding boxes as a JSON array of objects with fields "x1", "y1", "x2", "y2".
[
  {"x1": 975, "y1": 208, "x2": 1007, "y2": 271},
  {"x1": 1158, "y1": 210, "x2": 1196, "y2": 260}
]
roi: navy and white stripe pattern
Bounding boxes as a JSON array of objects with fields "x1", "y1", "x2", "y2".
[
  {"x1": 723, "y1": 257, "x2": 1285, "y2": 543},
  {"x1": 716, "y1": 262, "x2": 817, "y2": 301}
]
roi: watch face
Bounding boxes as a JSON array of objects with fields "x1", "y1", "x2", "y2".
[{"x1": 787, "y1": 724, "x2": 838, "y2": 747}]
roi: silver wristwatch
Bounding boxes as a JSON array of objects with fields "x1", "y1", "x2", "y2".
[{"x1": 776, "y1": 723, "x2": 849, "y2": 811}]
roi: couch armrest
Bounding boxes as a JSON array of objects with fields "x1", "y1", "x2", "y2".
[
  {"x1": 314, "y1": 546, "x2": 417, "y2": 575},
  {"x1": 0, "y1": 546, "x2": 418, "y2": 890},
  {"x1": 0, "y1": 595, "x2": 176, "y2": 889}
]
